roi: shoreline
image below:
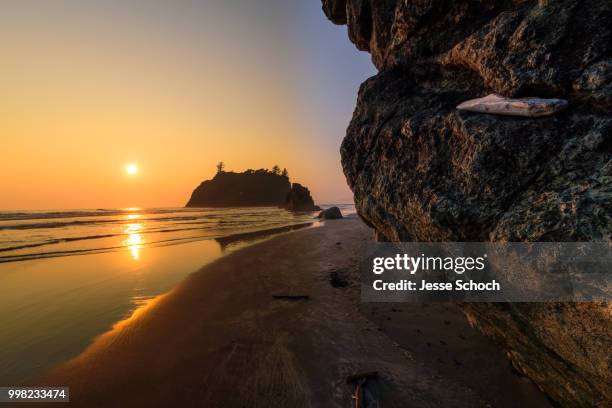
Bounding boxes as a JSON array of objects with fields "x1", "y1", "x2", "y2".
[
  {"x1": 0, "y1": 215, "x2": 323, "y2": 386},
  {"x1": 213, "y1": 221, "x2": 316, "y2": 249},
  {"x1": 0, "y1": 205, "x2": 332, "y2": 264},
  {"x1": 34, "y1": 216, "x2": 550, "y2": 407},
  {"x1": 0, "y1": 221, "x2": 319, "y2": 265}
]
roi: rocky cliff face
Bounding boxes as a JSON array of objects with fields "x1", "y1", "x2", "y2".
[{"x1": 322, "y1": 0, "x2": 611, "y2": 406}]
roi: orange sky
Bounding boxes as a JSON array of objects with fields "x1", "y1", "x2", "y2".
[{"x1": 0, "y1": 1, "x2": 374, "y2": 210}]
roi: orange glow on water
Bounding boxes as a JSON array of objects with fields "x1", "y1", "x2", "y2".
[{"x1": 123, "y1": 218, "x2": 144, "y2": 261}]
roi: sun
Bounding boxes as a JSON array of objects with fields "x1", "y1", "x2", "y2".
[{"x1": 126, "y1": 164, "x2": 138, "y2": 175}]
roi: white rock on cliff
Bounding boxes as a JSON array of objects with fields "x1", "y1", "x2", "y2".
[{"x1": 457, "y1": 94, "x2": 568, "y2": 117}]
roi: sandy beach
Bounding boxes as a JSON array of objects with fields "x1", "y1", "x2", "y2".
[{"x1": 33, "y1": 216, "x2": 550, "y2": 407}]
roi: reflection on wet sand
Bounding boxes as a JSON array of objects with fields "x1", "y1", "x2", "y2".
[
  {"x1": 102, "y1": 292, "x2": 167, "y2": 339},
  {"x1": 0, "y1": 218, "x2": 320, "y2": 385},
  {"x1": 214, "y1": 221, "x2": 316, "y2": 250},
  {"x1": 0, "y1": 239, "x2": 223, "y2": 385}
]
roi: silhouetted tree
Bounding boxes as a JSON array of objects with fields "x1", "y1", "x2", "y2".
[
  {"x1": 281, "y1": 168, "x2": 289, "y2": 178},
  {"x1": 216, "y1": 161, "x2": 225, "y2": 174},
  {"x1": 271, "y1": 165, "x2": 280, "y2": 175}
]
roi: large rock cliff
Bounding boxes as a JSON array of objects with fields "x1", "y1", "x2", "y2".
[{"x1": 322, "y1": 1, "x2": 611, "y2": 406}]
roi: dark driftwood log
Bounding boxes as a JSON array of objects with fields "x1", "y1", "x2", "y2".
[
  {"x1": 346, "y1": 371, "x2": 379, "y2": 384},
  {"x1": 271, "y1": 294, "x2": 310, "y2": 300}
]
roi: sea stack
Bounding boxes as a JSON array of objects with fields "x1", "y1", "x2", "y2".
[
  {"x1": 322, "y1": 1, "x2": 611, "y2": 406},
  {"x1": 280, "y1": 183, "x2": 320, "y2": 212},
  {"x1": 186, "y1": 168, "x2": 321, "y2": 211},
  {"x1": 186, "y1": 169, "x2": 290, "y2": 207}
]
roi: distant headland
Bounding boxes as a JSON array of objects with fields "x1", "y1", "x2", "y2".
[{"x1": 186, "y1": 163, "x2": 320, "y2": 211}]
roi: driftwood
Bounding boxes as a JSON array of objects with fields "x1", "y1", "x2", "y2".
[
  {"x1": 457, "y1": 94, "x2": 568, "y2": 117},
  {"x1": 347, "y1": 371, "x2": 379, "y2": 408},
  {"x1": 346, "y1": 371, "x2": 379, "y2": 384},
  {"x1": 271, "y1": 294, "x2": 310, "y2": 301}
]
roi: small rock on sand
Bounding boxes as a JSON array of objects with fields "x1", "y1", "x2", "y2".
[{"x1": 318, "y1": 206, "x2": 343, "y2": 219}]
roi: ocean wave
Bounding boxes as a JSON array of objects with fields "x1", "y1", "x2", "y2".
[
  {"x1": 0, "y1": 206, "x2": 297, "y2": 221},
  {"x1": 0, "y1": 216, "x2": 220, "y2": 230},
  {"x1": 0, "y1": 206, "x2": 353, "y2": 264}
]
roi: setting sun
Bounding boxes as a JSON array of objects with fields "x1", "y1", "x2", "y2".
[{"x1": 126, "y1": 164, "x2": 138, "y2": 175}]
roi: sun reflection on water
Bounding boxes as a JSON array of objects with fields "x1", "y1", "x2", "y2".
[{"x1": 123, "y1": 214, "x2": 144, "y2": 260}]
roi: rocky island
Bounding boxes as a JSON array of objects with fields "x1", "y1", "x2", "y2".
[
  {"x1": 280, "y1": 183, "x2": 321, "y2": 212},
  {"x1": 186, "y1": 166, "x2": 320, "y2": 211},
  {"x1": 322, "y1": 0, "x2": 611, "y2": 406}
]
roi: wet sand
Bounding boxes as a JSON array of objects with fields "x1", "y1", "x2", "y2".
[{"x1": 33, "y1": 216, "x2": 551, "y2": 407}]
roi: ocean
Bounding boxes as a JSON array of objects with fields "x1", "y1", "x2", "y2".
[
  {"x1": 0, "y1": 206, "x2": 355, "y2": 263},
  {"x1": 0, "y1": 205, "x2": 355, "y2": 385}
]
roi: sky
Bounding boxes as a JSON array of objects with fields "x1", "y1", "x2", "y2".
[{"x1": 0, "y1": 0, "x2": 375, "y2": 210}]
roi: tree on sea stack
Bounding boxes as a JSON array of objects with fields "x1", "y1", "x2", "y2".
[
  {"x1": 271, "y1": 165, "x2": 280, "y2": 175},
  {"x1": 216, "y1": 161, "x2": 225, "y2": 174},
  {"x1": 281, "y1": 168, "x2": 289, "y2": 178}
]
